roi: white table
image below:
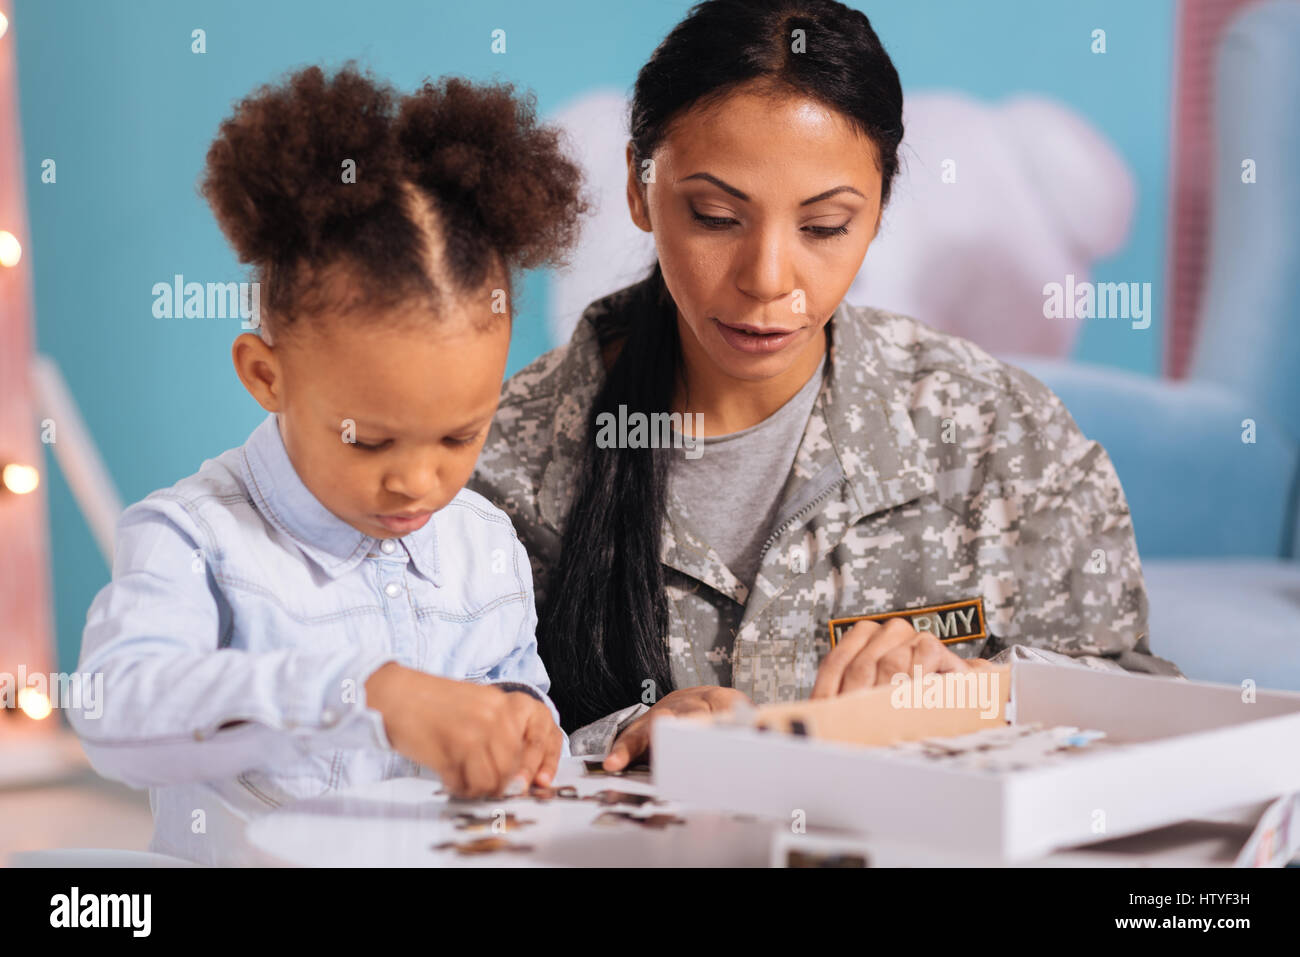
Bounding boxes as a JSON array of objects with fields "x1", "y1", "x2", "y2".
[
  {"x1": 246, "y1": 758, "x2": 777, "y2": 867},
  {"x1": 245, "y1": 758, "x2": 1274, "y2": 867}
]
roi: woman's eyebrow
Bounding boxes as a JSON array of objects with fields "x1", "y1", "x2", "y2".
[
  {"x1": 800, "y1": 185, "x2": 865, "y2": 205},
  {"x1": 679, "y1": 173, "x2": 864, "y2": 206},
  {"x1": 681, "y1": 172, "x2": 748, "y2": 200}
]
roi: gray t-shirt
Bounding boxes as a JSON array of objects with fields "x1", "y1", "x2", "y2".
[{"x1": 668, "y1": 354, "x2": 826, "y2": 591}]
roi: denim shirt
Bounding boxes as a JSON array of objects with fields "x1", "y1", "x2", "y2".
[{"x1": 71, "y1": 412, "x2": 561, "y2": 865}]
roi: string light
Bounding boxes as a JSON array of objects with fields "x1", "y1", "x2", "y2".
[
  {"x1": 2, "y1": 463, "x2": 39, "y2": 494},
  {"x1": 17, "y1": 687, "x2": 52, "y2": 721},
  {"x1": 1, "y1": 13, "x2": 21, "y2": 279},
  {"x1": 1, "y1": 9, "x2": 50, "y2": 729},
  {"x1": 0, "y1": 230, "x2": 20, "y2": 267}
]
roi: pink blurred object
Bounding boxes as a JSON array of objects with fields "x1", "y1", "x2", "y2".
[
  {"x1": 546, "y1": 90, "x2": 1135, "y2": 360},
  {"x1": 846, "y1": 92, "x2": 1136, "y2": 358},
  {"x1": 0, "y1": 0, "x2": 57, "y2": 742}
]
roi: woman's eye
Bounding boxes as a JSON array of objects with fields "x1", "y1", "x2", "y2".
[
  {"x1": 690, "y1": 209, "x2": 738, "y2": 229},
  {"x1": 804, "y1": 223, "x2": 850, "y2": 239},
  {"x1": 691, "y1": 207, "x2": 849, "y2": 239}
]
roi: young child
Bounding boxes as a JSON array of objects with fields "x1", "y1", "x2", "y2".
[{"x1": 68, "y1": 65, "x2": 586, "y2": 864}]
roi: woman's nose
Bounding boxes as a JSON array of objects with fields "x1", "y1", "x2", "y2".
[{"x1": 734, "y1": 225, "x2": 795, "y2": 305}]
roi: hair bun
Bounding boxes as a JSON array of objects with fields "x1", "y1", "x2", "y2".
[
  {"x1": 398, "y1": 77, "x2": 587, "y2": 279},
  {"x1": 201, "y1": 64, "x2": 402, "y2": 266},
  {"x1": 200, "y1": 64, "x2": 586, "y2": 327}
]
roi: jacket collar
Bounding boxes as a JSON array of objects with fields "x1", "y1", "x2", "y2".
[
  {"x1": 536, "y1": 284, "x2": 936, "y2": 600},
  {"x1": 736, "y1": 300, "x2": 936, "y2": 624},
  {"x1": 239, "y1": 412, "x2": 441, "y2": 583},
  {"x1": 814, "y1": 296, "x2": 937, "y2": 523}
]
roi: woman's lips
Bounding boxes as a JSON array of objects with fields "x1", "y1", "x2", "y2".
[
  {"x1": 713, "y1": 317, "x2": 802, "y2": 355},
  {"x1": 374, "y1": 511, "x2": 433, "y2": 534}
]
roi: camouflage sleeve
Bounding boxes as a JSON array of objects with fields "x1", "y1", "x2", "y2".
[
  {"x1": 467, "y1": 409, "x2": 561, "y2": 613},
  {"x1": 980, "y1": 369, "x2": 1182, "y2": 678},
  {"x1": 566, "y1": 703, "x2": 650, "y2": 757}
]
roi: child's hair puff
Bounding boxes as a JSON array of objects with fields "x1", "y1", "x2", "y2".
[{"x1": 200, "y1": 62, "x2": 586, "y2": 332}]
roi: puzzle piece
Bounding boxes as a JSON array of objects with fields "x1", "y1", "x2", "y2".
[
  {"x1": 592, "y1": 810, "x2": 685, "y2": 830},
  {"x1": 432, "y1": 837, "x2": 534, "y2": 855},
  {"x1": 884, "y1": 723, "x2": 1111, "y2": 772},
  {"x1": 582, "y1": 759, "x2": 652, "y2": 777},
  {"x1": 449, "y1": 812, "x2": 535, "y2": 832},
  {"x1": 528, "y1": 784, "x2": 580, "y2": 801},
  {"x1": 583, "y1": 789, "x2": 662, "y2": 807}
]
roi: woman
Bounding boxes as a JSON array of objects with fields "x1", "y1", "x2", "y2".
[{"x1": 469, "y1": 0, "x2": 1179, "y2": 767}]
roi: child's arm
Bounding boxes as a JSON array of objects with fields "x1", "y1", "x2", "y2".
[
  {"x1": 361, "y1": 530, "x2": 567, "y2": 792},
  {"x1": 484, "y1": 639, "x2": 569, "y2": 760},
  {"x1": 481, "y1": 536, "x2": 569, "y2": 757},
  {"x1": 68, "y1": 496, "x2": 399, "y2": 789},
  {"x1": 483, "y1": 558, "x2": 561, "y2": 718}
]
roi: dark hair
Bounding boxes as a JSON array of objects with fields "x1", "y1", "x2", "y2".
[
  {"x1": 537, "y1": 0, "x2": 904, "y2": 731},
  {"x1": 201, "y1": 63, "x2": 586, "y2": 334}
]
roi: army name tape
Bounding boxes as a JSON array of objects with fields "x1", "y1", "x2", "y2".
[{"x1": 828, "y1": 597, "x2": 987, "y2": 648}]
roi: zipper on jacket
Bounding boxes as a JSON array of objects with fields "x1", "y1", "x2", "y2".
[{"x1": 759, "y1": 477, "x2": 845, "y2": 558}]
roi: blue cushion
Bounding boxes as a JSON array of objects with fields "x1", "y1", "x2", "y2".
[
  {"x1": 1144, "y1": 557, "x2": 1300, "y2": 691},
  {"x1": 1005, "y1": 357, "x2": 1298, "y2": 559},
  {"x1": 1189, "y1": 1, "x2": 1300, "y2": 446}
]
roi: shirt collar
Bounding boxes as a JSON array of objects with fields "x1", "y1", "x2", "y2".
[{"x1": 239, "y1": 412, "x2": 441, "y2": 583}]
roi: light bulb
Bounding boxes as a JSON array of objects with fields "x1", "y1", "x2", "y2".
[
  {"x1": 0, "y1": 13, "x2": 9, "y2": 41},
  {"x1": 18, "y1": 687, "x2": 52, "y2": 721},
  {"x1": 0, "y1": 230, "x2": 21, "y2": 267},
  {"x1": 2, "y1": 463, "x2": 39, "y2": 494}
]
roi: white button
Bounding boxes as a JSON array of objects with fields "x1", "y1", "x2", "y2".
[
  {"x1": 384, "y1": 582, "x2": 401, "y2": 598},
  {"x1": 380, "y1": 539, "x2": 396, "y2": 554},
  {"x1": 321, "y1": 709, "x2": 337, "y2": 725}
]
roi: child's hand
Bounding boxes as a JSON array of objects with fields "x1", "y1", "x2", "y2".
[
  {"x1": 503, "y1": 690, "x2": 564, "y2": 790},
  {"x1": 364, "y1": 663, "x2": 562, "y2": 798}
]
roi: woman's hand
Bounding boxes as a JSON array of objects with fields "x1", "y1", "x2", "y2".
[
  {"x1": 365, "y1": 663, "x2": 563, "y2": 798},
  {"x1": 603, "y1": 686, "x2": 751, "y2": 772},
  {"x1": 811, "y1": 617, "x2": 983, "y2": 698}
]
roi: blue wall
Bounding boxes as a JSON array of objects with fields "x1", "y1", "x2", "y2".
[{"x1": 12, "y1": 0, "x2": 1175, "y2": 672}]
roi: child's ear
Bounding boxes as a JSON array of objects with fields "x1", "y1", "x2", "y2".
[
  {"x1": 625, "y1": 141, "x2": 652, "y2": 233},
  {"x1": 231, "y1": 332, "x2": 283, "y2": 413}
]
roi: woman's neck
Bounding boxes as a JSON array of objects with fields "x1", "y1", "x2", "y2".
[{"x1": 672, "y1": 316, "x2": 828, "y2": 437}]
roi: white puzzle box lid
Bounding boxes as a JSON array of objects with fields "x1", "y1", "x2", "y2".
[{"x1": 652, "y1": 659, "x2": 1300, "y2": 861}]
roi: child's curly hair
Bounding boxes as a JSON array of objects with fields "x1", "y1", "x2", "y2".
[{"x1": 201, "y1": 63, "x2": 587, "y2": 335}]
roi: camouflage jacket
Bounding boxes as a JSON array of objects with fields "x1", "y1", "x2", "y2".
[{"x1": 469, "y1": 282, "x2": 1181, "y2": 753}]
